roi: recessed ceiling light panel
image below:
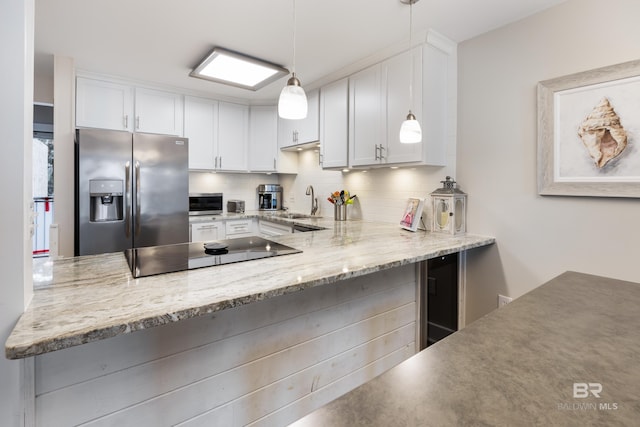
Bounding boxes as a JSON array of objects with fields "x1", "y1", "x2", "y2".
[{"x1": 190, "y1": 47, "x2": 289, "y2": 91}]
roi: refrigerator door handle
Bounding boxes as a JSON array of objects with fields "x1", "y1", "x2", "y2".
[
  {"x1": 135, "y1": 160, "x2": 141, "y2": 236},
  {"x1": 125, "y1": 161, "x2": 131, "y2": 238}
]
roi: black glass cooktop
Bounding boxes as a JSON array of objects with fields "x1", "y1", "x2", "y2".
[{"x1": 125, "y1": 236, "x2": 301, "y2": 278}]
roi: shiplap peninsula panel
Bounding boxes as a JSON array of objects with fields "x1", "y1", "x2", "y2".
[{"x1": 34, "y1": 264, "x2": 417, "y2": 427}]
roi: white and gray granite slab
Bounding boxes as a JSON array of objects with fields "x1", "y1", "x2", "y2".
[
  {"x1": 5, "y1": 219, "x2": 494, "y2": 359},
  {"x1": 292, "y1": 271, "x2": 640, "y2": 426}
]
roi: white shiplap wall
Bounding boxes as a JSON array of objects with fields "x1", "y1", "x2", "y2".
[{"x1": 34, "y1": 264, "x2": 417, "y2": 426}]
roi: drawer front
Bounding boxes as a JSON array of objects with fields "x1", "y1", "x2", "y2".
[
  {"x1": 225, "y1": 219, "x2": 253, "y2": 236},
  {"x1": 190, "y1": 222, "x2": 222, "y2": 242}
]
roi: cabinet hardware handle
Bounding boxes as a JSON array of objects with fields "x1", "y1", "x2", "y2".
[
  {"x1": 124, "y1": 115, "x2": 129, "y2": 129},
  {"x1": 219, "y1": 157, "x2": 222, "y2": 168},
  {"x1": 125, "y1": 161, "x2": 131, "y2": 238},
  {"x1": 135, "y1": 161, "x2": 141, "y2": 236},
  {"x1": 319, "y1": 153, "x2": 323, "y2": 166},
  {"x1": 273, "y1": 158, "x2": 276, "y2": 169},
  {"x1": 214, "y1": 156, "x2": 218, "y2": 169},
  {"x1": 135, "y1": 116, "x2": 140, "y2": 130},
  {"x1": 374, "y1": 144, "x2": 379, "y2": 160},
  {"x1": 379, "y1": 145, "x2": 386, "y2": 160}
]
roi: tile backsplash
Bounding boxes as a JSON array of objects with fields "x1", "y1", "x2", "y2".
[{"x1": 190, "y1": 150, "x2": 456, "y2": 227}]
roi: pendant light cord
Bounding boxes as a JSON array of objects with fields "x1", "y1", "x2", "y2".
[
  {"x1": 292, "y1": 0, "x2": 297, "y2": 75},
  {"x1": 408, "y1": 0, "x2": 414, "y2": 113}
]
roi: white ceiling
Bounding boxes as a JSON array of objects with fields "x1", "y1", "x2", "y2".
[{"x1": 35, "y1": 0, "x2": 567, "y2": 103}]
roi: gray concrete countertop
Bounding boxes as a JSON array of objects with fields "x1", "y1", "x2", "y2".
[
  {"x1": 292, "y1": 271, "x2": 640, "y2": 426},
  {"x1": 5, "y1": 219, "x2": 494, "y2": 359}
]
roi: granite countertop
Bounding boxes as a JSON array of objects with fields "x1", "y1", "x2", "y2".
[
  {"x1": 292, "y1": 271, "x2": 640, "y2": 426},
  {"x1": 5, "y1": 217, "x2": 494, "y2": 359}
]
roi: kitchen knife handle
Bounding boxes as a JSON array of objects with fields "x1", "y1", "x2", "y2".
[
  {"x1": 125, "y1": 161, "x2": 131, "y2": 238},
  {"x1": 135, "y1": 161, "x2": 141, "y2": 236}
]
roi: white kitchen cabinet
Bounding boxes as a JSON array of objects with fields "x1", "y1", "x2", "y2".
[
  {"x1": 278, "y1": 89, "x2": 320, "y2": 148},
  {"x1": 225, "y1": 219, "x2": 255, "y2": 239},
  {"x1": 217, "y1": 102, "x2": 248, "y2": 171},
  {"x1": 250, "y1": 106, "x2": 298, "y2": 173},
  {"x1": 184, "y1": 96, "x2": 218, "y2": 170},
  {"x1": 134, "y1": 87, "x2": 184, "y2": 136},
  {"x1": 420, "y1": 40, "x2": 450, "y2": 166},
  {"x1": 348, "y1": 39, "x2": 452, "y2": 167},
  {"x1": 249, "y1": 106, "x2": 278, "y2": 172},
  {"x1": 76, "y1": 77, "x2": 134, "y2": 131},
  {"x1": 384, "y1": 47, "x2": 423, "y2": 164},
  {"x1": 349, "y1": 65, "x2": 384, "y2": 166},
  {"x1": 76, "y1": 77, "x2": 183, "y2": 136},
  {"x1": 190, "y1": 221, "x2": 224, "y2": 242},
  {"x1": 184, "y1": 98, "x2": 248, "y2": 172},
  {"x1": 320, "y1": 78, "x2": 349, "y2": 169}
]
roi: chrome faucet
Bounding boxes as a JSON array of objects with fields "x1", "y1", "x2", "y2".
[{"x1": 305, "y1": 185, "x2": 318, "y2": 216}]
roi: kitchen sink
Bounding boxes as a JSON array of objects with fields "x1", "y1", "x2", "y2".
[{"x1": 292, "y1": 224, "x2": 326, "y2": 232}]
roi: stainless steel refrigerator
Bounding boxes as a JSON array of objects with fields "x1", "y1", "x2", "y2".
[{"x1": 75, "y1": 128, "x2": 189, "y2": 256}]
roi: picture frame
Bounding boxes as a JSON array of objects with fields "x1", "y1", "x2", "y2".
[
  {"x1": 400, "y1": 197, "x2": 425, "y2": 232},
  {"x1": 537, "y1": 59, "x2": 640, "y2": 198}
]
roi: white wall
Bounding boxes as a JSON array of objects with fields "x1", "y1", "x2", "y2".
[
  {"x1": 458, "y1": 0, "x2": 640, "y2": 323},
  {"x1": 0, "y1": 0, "x2": 35, "y2": 425}
]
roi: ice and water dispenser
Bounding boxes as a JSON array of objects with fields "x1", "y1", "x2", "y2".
[{"x1": 89, "y1": 179, "x2": 124, "y2": 222}]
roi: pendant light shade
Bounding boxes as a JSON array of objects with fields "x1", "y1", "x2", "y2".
[
  {"x1": 278, "y1": 0, "x2": 308, "y2": 119},
  {"x1": 400, "y1": 111, "x2": 422, "y2": 143},
  {"x1": 399, "y1": 0, "x2": 421, "y2": 143},
  {"x1": 278, "y1": 73, "x2": 308, "y2": 119}
]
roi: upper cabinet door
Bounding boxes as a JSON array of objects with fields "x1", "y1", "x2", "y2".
[
  {"x1": 76, "y1": 77, "x2": 134, "y2": 131},
  {"x1": 349, "y1": 64, "x2": 384, "y2": 167},
  {"x1": 421, "y1": 42, "x2": 449, "y2": 166},
  {"x1": 134, "y1": 88, "x2": 184, "y2": 136},
  {"x1": 217, "y1": 102, "x2": 248, "y2": 171},
  {"x1": 249, "y1": 106, "x2": 278, "y2": 172},
  {"x1": 277, "y1": 88, "x2": 320, "y2": 148},
  {"x1": 320, "y1": 78, "x2": 349, "y2": 169},
  {"x1": 184, "y1": 96, "x2": 217, "y2": 170},
  {"x1": 297, "y1": 89, "x2": 320, "y2": 144},
  {"x1": 384, "y1": 47, "x2": 424, "y2": 164}
]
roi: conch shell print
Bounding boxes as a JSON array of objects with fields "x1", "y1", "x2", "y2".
[{"x1": 577, "y1": 97, "x2": 628, "y2": 168}]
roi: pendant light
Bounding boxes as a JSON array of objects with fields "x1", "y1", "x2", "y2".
[
  {"x1": 399, "y1": 0, "x2": 422, "y2": 143},
  {"x1": 278, "y1": 0, "x2": 308, "y2": 119}
]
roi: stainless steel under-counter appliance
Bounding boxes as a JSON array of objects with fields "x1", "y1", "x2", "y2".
[
  {"x1": 189, "y1": 193, "x2": 223, "y2": 215},
  {"x1": 75, "y1": 128, "x2": 189, "y2": 255},
  {"x1": 258, "y1": 184, "x2": 282, "y2": 211}
]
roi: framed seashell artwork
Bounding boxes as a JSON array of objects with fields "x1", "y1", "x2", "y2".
[{"x1": 538, "y1": 59, "x2": 640, "y2": 198}]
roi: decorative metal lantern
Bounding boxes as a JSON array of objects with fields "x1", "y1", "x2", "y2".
[{"x1": 430, "y1": 176, "x2": 467, "y2": 235}]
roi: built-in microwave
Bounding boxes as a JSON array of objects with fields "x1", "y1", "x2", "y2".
[{"x1": 189, "y1": 193, "x2": 223, "y2": 215}]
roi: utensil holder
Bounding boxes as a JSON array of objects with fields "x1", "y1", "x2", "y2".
[{"x1": 334, "y1": 204, "x2": 347, "y2": 221}]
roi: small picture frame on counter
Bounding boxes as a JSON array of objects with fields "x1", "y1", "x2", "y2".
[{"x1": 400, "y1": 197, "x2": 425, "y2": 232}]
